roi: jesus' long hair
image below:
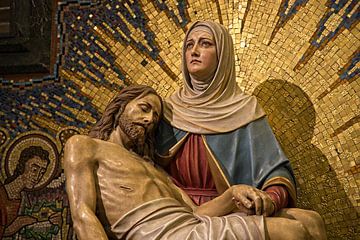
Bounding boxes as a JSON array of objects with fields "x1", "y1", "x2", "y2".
[{"x1": 88, "y1": 85, "x2": 162, "y2": 160}]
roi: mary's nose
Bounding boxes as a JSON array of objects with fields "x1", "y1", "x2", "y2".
[{"x1": 191, "y1": 43, "x2": 200, "y2": 56}]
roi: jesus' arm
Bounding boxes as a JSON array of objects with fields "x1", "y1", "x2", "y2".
[{"x1": 64, "y1": 135, "x2": 108, "y2": 240}]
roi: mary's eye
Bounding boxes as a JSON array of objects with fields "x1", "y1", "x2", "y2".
[
  {"x1": 201, "y1": 41, "x2": 212, "y2": 47},
  {"x1": 186, "y1": 42, "x2": 194, "y2": 49}
]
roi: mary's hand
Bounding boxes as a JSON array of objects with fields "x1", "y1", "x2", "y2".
[{"x1": 231, "y1": 185, "x2": 275, "y2": 216}]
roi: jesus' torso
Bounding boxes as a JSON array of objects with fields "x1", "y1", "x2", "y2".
[{"x1": 93, "y1": 139, "x2": 187, "y2": 225}]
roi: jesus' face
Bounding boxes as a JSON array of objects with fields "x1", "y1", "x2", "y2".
[{"x1": 118, "y1": 93, "x2": 161, "y2": 145}]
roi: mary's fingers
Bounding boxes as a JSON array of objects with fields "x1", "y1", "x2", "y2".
[
  {"x1": 261, "y1": 199, "x2": 272, "y2": 216},
  {"x1": 253, "y1": 196, "x2": 263, "y2": 215},
  {"x1": 258, "y1": 192, "x2": 275, "y2": 216}
]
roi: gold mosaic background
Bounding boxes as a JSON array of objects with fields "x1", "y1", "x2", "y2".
[{"x1": 0, "y1": 0, "x2": 359, "y2": 239}]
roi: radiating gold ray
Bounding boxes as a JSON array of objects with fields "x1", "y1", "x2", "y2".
[
  {"x1": 315, "y1": 83, "x2": 360, "y2": 135},
  {"x1": 316, "y1": 47, "x2": 359, "y2": 101},
  {"x1": 122, "y1": 1, "x2": 136, "y2": 18},
  {"x1": 60, "y1": 69, "x2": 116, "y2": 112},
  {"x1": 96, "y1": 64, "x2": 126, "y2": 87},
  {"x1": 141, "y1": 0, "x2": 183, "y2": 83},
  {"x1": 237, "y1": 0, "x2": 285, "y2": 90},
  {"x1": 240, "y1": 0, "x2": 357, "y2": 97},
  {"x1": 55, "y1": 111, "x2": 73, "y2": 122},
  {"x1": 116, "y1": 4, "x2": 181, "y2": 85},
  {"x1": 220, "y1": 0, "x2": 249, "y2": 84},
  {"x1": 294, "y1": 1, "x2": 359, "y2": 70},
  {"x1": 295, "y1": 27, "x2": 359, "y2": 100},
  {"x1": 285, "y1": 0, "x2": 297, "y2": 15},
  {"x1": 91, "y1": 17, "x2": 152, "y2": 87},
  {"x1": 76, "y1": 109, "x2": 97, "y2": 125},
  {"x1": 90, "y1": 22, "x2": 178, "y2": 98},
  {"x1": 318, "y1": 71, "x2": 360, "y2": 121},
  {"x1": 219, "y1": 0, "x2": 233, "y2": 27},
  {"x1": 348, "y1": 2, "x2": 360, "y2": 16},
  {"x1": 318, "y1": 1, "x2": 354, "y2": 44},
  {"x1": 83, "y1": 69, "x2": 101, "y2": 82},
  {"x1": 165, "y1": 0, "x2": 182, "y2": 25},
  {"x1": 111, "y1": 14, "x2": 152, "y2": 52},
  {"x1": 206, "y1": 0, "x2": 220, "y2": 21},
  {"x1": 239, "y1": 1, "x2": 293, "y2": 92},
  {"x1": 32, "y1": 115, "x2": 65, "y2": 134},
  {"x1": 186, "y1": 0, "x2": 218, "y2": 22},
  {"x1": 56, "y1": 102, "x2": 97, "y2": 125},
  {"x1": 65, "y1": 91, "x2": 84, "y2": 107},
  {"x1": 83, "y1": 46, "x2": 124, "y2": 87},
  {"x1": 348, "y1": 61, "x2": 359, "y2": 76},
  {"x1": 331, "y1": 115, "x2": 360, "y2": 138}
]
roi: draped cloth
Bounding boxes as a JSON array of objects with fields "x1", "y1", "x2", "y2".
[
  {"x1": 156, "y1": 117, "x2": 297, "y2": 207},
  {"x1": 163, "y1": 20, "x2": 265, "y2": 134},
  {"x1": 168, "y1": 134, "x2": 218, "y2": 205},
  {"x1": 111, "y1": 198, "x2": 266, "y2": 240},
  {"x1": 166, "y1": 133, "x2": 290, "y2": 208}
]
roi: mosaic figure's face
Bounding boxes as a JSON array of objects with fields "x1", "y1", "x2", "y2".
[
  {"x1": 118, "y1": 93, "x2": 161, "y2": 143},
  {"x1": 23, "y1": 156, "x2": 48, "y2": 189},
  {"x1": 185, "y1": 27, "x2": 218, "y2": 81}
]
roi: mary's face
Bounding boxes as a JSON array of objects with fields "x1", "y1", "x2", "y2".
[{"x1": 185, "y1": 28, "x2": 218, "y2": 81}]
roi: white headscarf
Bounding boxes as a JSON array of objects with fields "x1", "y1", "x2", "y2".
[{"x1": 163, "y1": 21, "x2": 265, "y2": 134}]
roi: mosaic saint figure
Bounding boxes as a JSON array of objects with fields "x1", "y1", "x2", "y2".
[
  {"x1": 156, "y1": 20, "x2": 296, "y2": 214},
  {"x1": 64, "y1": 85, "x2": 325, "y2": 240},
  {"x1": 0, "y1": 146, "x2": 49, "y2": 238}
]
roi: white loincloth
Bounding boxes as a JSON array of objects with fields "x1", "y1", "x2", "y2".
[{"x1": 111, "y1": 197, "x2": 266, "y2": 240}]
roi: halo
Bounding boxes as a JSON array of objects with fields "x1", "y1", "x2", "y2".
[
  {"x1": 0, "y1": 127, "x2": 9, "y2": 150},
  {"x1": 2, "y1": 131, "x2": 59, "y2": 190},
  {"x1": 56, "y1": 126, "x2": 81, "y2": 147}
]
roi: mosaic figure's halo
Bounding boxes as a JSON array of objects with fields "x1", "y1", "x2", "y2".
[
  {"x1": 0, "y1": 127, "x2": 9, "y2": 150},
  {"x1": 2, "y1": 131, "x2": 59, "y2": 190},
  {"x1": 57, "y1": 127, "x2": 81, "y2": 148}
]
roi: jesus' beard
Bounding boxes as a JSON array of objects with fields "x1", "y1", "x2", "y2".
[{"x1": 118, "y1": 116, "x2": 146, "y2": 156}]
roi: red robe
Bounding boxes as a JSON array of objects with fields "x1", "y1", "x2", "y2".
[{"x1": 168, "y1": 134, "x2": 288, "y2": 212}]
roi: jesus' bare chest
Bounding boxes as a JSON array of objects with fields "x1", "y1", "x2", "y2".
[
  {"x1": 93, "y1": 142, "x2": 180, "y2": 224},
  {"x1": 94, "y1": 142, "x2": 176, "y2": 200},
  {"x1": 96, "y1": 147, "x2": 168, "y2": 184}
]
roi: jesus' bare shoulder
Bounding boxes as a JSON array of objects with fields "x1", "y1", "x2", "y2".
[{"x1": 64, "y1": 134, "x2": 189, "y2": 226}]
